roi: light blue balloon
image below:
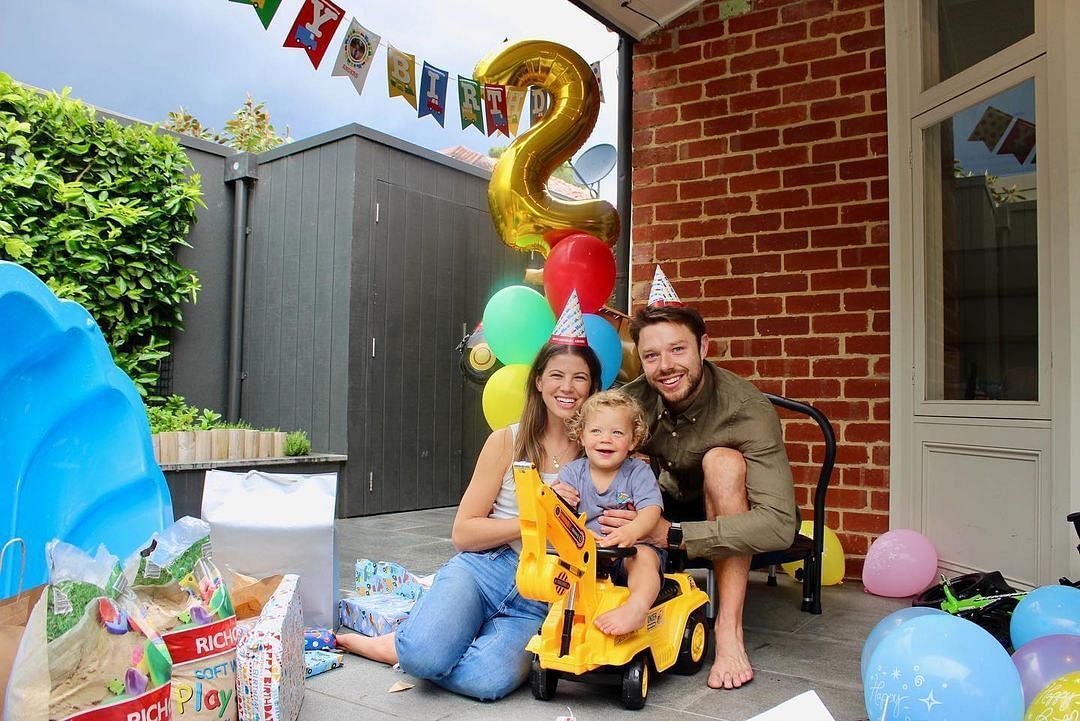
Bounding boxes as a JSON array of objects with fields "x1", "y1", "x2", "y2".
[
  {"x1": 861, "y1": 606, "x2": 947, "y2": 680},
  {"x1": 1010, "y1": 584, "x2": 1080, "y2": 649},
  {"x1": 583, "y1": 313, "x2": 621, "y2": 390},
  {"x1": 864, "y1": 614, "x2": 1023, "y2": 721}
]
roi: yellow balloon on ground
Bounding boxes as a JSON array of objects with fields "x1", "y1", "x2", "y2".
[
  {"x1": 482, "y1": 364, "x2": 530, "y2": 430},
  {"x1": 782, "y1": 521, "x2": 846, "y2": 586},
  {"x1": 1025, "y1": 671, "x2": 1080, "y2": 720}
]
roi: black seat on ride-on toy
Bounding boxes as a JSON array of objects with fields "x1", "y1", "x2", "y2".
[{"x1": 666, "y1": 393, "x2": 836, "y2": 615}]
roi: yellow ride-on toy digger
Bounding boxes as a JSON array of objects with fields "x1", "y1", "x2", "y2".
[{"x1": 512, "y1": 462, "x2": 710, "y2": 710}]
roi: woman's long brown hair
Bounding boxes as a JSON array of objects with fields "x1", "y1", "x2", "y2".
[{"x1": 513, "y1": 342, "x2": 602, "y2": 469}]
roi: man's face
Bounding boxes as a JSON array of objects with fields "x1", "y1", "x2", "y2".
[{"x1": 637, "y1": 321, "x2": 708, "y2": 409}]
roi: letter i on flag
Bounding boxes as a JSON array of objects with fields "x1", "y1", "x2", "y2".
[
  {"x1": 506, "y1": 87, "x2": 526, "y2": 136},
  {"x1": 332, "y1": 19, "x2": 380, "y2": 97},
  {"x1": 387, "y1": 46, "x2": 418, "y2": 109},
  {"x1": 418, "y1": 62, "x2": 449, "y2": 127},
  {"x1": 484, "y1": 84, "x2": 509, "y2": 137},
  {"x1": 282, "y1": 0, "x2": 344, "y2": 69},
  {"x1": 590, "y1": 61, "x2": 604, "y2": 103},
  {"x1": 458, "y1": 77, "x2": 484, "y2": 133}
]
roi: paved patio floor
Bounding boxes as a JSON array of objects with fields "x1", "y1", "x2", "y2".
[{"x1": 299, "y1": 507, "x2": 905, "y2": 721}]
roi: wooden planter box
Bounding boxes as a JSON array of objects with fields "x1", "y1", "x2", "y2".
[{"x1": 152, "y1": 430, "x2": 288, "y2": 464}]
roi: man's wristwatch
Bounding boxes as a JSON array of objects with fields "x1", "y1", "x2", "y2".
[{"x1": 667, "y1": 521, "x2": 683, "y2": 548}]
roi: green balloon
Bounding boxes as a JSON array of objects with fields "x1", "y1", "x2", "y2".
[{"x1": 483, "y1": 286, "x2": 555, "y2": 365}]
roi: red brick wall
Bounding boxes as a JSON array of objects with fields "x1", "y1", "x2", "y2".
[{"x1": 630, "y1": 0, "x2": 889, "y2": 577}]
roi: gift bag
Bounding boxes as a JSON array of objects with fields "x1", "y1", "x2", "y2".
[
  {"x1": 0, "y1": 539, "x2": 44, "y2": 719},
  {"x1": 232, "y1": 573, "x2": 285, "y2": 622},
  {"x1": 234, "y1": 575, "x2": 303, "y2": 721},
  {"x1": 202, "y1": 470, "x2": 338, "y2": 627}
]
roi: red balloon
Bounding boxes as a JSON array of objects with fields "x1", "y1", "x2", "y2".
[{"x1": 543, "y1": 233, "x2": 616, "y2": 315}]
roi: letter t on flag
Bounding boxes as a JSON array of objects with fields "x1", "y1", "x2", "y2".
[
  {"x1": 418, "y1": 62, "x2": 449, "y2": 127},
  {"x1": 387, "y1": 46, "x2": 418, "y2": 109},
  {"x1": 282, "y1": 0, "x2": 344, "y2": 70},
  {"x1": 458, "y1": 77, "x2": 485, "y2": 134},
  {"x1": 484, "y1": 84, "x2": 509, "y2": 138}
]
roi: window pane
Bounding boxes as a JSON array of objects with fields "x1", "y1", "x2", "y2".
[
  {"x1": 922, "y1": 0, "x2": 1034, "y2": 89},
  {"x1": 923, "y1": 79, "x2": 1037, "y2": 401}
]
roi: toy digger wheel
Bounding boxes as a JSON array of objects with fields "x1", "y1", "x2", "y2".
[
  {"x1": 621, "y1": 653, "x2": 649, "y2": 710},
  {"x1": 530, "y1": 655, "x2": 559, "y2": 701},
  {"x1": 674, "y1": 608, "x2": 709, "y2": 675}
]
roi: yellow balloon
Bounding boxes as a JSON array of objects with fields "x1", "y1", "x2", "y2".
[
  {"x1": 474, "y1": 40, "x2": 619, "y2": 257},
  {"x1": 782, "y1": 521, "x2": 846, "y2": 586},
  {"x1": 482, "y1": 364, "x2": 531, "y2": 430},
  {"x1": 1025, "y1": 671, "x2": 1080, "y2": 721}
]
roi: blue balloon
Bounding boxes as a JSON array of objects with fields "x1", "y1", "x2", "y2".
[
  {"x1": 1010, "y1": 584, "x2": 1080, "y2": 648},
  {"x1": 861, "y1": 606, "x2": 947, "y2": 680},
  {"x1": 864, "y1": 614, "x2": 1023, "y2": 721},
  {"x1": 583, "y1": 313, "x2": 621, "y2": 390}
]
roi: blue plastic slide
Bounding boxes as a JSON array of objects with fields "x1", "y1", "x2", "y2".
[{"x1": 0, "y1": 261, "x2": 173, "y2": 598}]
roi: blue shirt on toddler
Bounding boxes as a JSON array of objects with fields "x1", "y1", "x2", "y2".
[{"x1": 556, "y1": 457, "x2": 663, "y2": 536}]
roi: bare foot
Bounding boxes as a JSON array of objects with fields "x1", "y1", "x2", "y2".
[
  {"x1": 335, "y1": 632, "x2": 399, "y2": 665},
  {"x1": 594, "y1": 601, "x2": 648, "y2": 636},
  {"x1": 707, "y1": 623, "x2": 753, "y2": 689}
]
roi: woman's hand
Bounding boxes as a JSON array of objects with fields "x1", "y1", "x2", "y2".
[
  {"x1": 550, "y1": 481, "x2": 580, "y2": 508},
  {"x1": 600, "y1": 508, "x2": 671, "y2": 548},
  {"x1": 597, "y1": 524, "x2": 640, "y2": 549}
]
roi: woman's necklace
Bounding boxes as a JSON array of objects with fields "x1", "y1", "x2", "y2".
[{"x1": 550, "y1": 440, "x2": 572, "y2": 470}]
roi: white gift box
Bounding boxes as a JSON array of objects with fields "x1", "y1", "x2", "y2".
[{"x1": 201, "y1": 469, "x2": 339, "y2": 627}]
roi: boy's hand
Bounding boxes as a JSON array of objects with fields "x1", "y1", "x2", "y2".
[
  {"x1": 598, "y1": 524, "x2": 640, "y2": 549},
  {"x1": 550, "y1": 481, "x2": 580, "y2": 508}
]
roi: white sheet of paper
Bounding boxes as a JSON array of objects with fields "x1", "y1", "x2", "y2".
[{"x1": 746, "y1": 690, "x2": 837, "y2": 721}]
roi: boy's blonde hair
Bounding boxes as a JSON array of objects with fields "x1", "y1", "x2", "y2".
[{"x1": 568, "y1": 389, "x2": 649, "y2": 449}]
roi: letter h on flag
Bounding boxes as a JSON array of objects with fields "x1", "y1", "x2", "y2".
[
  {"x1": 484, "y1": 84, "x2": 509, "y2": 138},
  {"x1": 283, "y1": 0, "x2": 345, "y2": 70},
  {"x1": 419, "y1": 62, "x2": 449, "y2": 127}
]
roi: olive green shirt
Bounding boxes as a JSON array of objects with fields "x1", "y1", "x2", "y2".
[{"x1": 623, "y1": 361, "x2": 797, "y2": 560}]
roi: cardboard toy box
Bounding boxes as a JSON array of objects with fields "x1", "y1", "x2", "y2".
[{"x1": 337, "y1": 560, "x2": 425, "y2": 637}]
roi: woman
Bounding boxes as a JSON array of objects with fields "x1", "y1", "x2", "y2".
[{"x1": 337, "y1": 341, "x2": 602, "y2": 700}]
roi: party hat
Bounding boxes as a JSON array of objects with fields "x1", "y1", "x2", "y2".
[
  {"x1": 647, "y1": 265, "x2": 683, "y2": 307},
  {"x1": 550, "y1": 290, "x2": 588, "y2": 346}
]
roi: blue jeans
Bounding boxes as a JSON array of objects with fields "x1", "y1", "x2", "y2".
[{"x1": 395, "y1": 546, "x2": 548, "y2": 701}]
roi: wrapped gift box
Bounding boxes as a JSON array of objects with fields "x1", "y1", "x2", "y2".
[
  {"x1": 303, "y1": 650, "x2": 344, "y2": 678},
  {"x1": 337, "y1": 560, "x2": 425, "y2": 636},
  {"x1": 303, "y1": 627, "x2": 336, "y2": 651},
  {"x1": 235, "y1": 574, "x2": 304, "y2": 721}
]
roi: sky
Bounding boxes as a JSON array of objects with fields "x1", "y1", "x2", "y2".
[{"x1": 0, "y1": 0, "x2": 622, "y2": 199}]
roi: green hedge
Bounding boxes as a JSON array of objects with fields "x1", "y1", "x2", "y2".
[{"x1": 0, "y1": 73, "x2": 202, "y2": 396}]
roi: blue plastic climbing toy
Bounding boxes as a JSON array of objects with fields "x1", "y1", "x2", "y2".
[{"x1": 0, "y1": 261, "x2": 173, "y2": 598}]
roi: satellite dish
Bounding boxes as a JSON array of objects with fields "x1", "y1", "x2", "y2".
[{"x1": 569, "y1": 143, "x2": 617, "y2": 198}]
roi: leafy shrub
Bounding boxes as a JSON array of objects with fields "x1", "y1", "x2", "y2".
[
  {"x1": 283, "y1": 430, "x2": 311, "y2": 457},
  {"x1": 0, "y1": 73, "x2": 202, "y2": 396},
  {"x1": 147, "y1": 395, "x2": 223, "y2": 434}
]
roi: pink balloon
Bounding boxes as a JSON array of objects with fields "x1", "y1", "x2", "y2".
[{"x1": 863, "y1": 529, "x2": 939, "y2": 597}]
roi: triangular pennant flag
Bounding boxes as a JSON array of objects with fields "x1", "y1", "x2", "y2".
[
  {"x1": 530, "y1": 86, "x2": 548, "y2": 125},
  {"x1": 648, "y1": 266, "x2": 683, "y2": 307},
  {"x1": 282, "y1": 0, "x2": 344, "y2": 70},
  {"x1": 387, "y1": 46, "x2": 418, "y2": 109},
  {"x1": 551, "y1": 290, "x2": 588, "y2": 347},
  {"x1": 331, "y1": 19, "x2": 380, "y2": 97},
  {"x1": 506, "y1": 87, "x2": 527, "y2": 136},
  {"x1": 253, "y1": 0, "x2": 283, "y2": 30},
  {"x1": 590, "y1": 61, "x2": 605, "y2": 103},
  {"x1": 484, "y1": 85, "x2": 510, "y2": 138},
  {"x1": 418, "y1": 62, "x2": 449, "y2": 127},
  {"x1": 996, "y1": 117, "x2": 1036, "y2": 164},
  {"x1": 458, "y1": 77, "x2": 485, "y2": 134},
  {"x1": 967, "y1": 106, "x2": 1013, "y2": 151}
]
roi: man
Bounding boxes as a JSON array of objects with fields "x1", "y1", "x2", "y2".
[{"x1": 607, "y1": 265, "x2": 797, "y2": 690}]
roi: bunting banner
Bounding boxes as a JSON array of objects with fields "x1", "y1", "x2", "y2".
[
  {"x1": 387, "y1": 45, "x2": 418, "y2": 109},
  {"x1": 282, "y1": 0, "x2": 344, "y2": 69},
  {"x1": 331, "y1": 19, "x2": 380, "y2": 97},
  {"x1": 590, "y1": 61, "x2": 604, "y2": 103},
  {"x1": 506, "y1": 87, "x2": 526, "y2": 136},
  {"x1": 418, "y1": 62, "x2": 449, "y2": 127},
  {"x1": 253, "y1": 0, "x2": 283, "y2": 29},
  {"x1": 997, "y1": 117, "x2": 1036, "y2": 164},
  {"x1": 458, "y1": 77, "x2": 484, "y2": 133},
  {"x1": 484, "y1": 84, "x2": 510, "y2": 137},
  {"x1": 530, "y1": 86, "x2": 549, "y2": 125},
  {"x1": 968, "y1": 105, "x2": 1013, "y2": 152}
]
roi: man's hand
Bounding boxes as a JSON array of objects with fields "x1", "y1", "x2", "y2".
[{"x1": 550, "y1": 481, "x2": 580, "y2": 508}]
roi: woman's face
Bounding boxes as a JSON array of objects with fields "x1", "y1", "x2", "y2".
[{"x1": 535, "y1": 352, "x2": 593, "y2": 422}]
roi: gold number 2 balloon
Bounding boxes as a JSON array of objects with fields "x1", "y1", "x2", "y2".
[{"x1": 474, "y1": 40, "x2": 619, "y2": 257}]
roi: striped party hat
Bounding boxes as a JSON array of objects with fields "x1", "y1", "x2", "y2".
[
  {"x1": 648, "y1": 265, "x2": 683, "y2": 307},
  {"x1": 550, "y1": 290, "x2": 588, "y2": 346}
]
